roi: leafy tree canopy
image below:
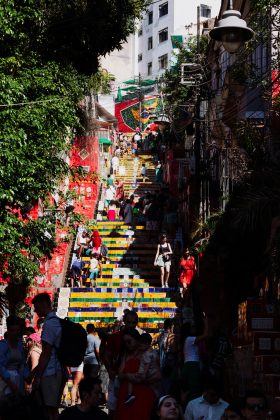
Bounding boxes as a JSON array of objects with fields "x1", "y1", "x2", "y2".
[
  {"x1": 0, "y1": 0, "x2": 150, "y2": 313},
  {"x1": 0, "y1": 0, "x2": 150, "y2": 75},
  {"x1": 160, "y1": 36, "x2": 208, "y2": 121}
]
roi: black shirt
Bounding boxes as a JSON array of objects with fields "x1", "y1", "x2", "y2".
[{"x1": 59, "y1": 406, "x2": 108, "y2": 420}]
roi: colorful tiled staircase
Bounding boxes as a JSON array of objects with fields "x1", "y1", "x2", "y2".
[{"x1": 56, "y1": 154, "x2": 177, "y2": 332}]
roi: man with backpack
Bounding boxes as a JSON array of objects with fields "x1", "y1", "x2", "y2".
[{"x1": 32, "y1": 293, "x2": 65, "y2": 420}]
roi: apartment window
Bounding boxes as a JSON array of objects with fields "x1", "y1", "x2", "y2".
[
  {"x1": 138, "y1": 53, "x2": 143, "y2": 62},
  {"x1": 158, "y1": 53, "x2": 168, "y2": 70},
  {"x1": 159, "y1": 2, "x2": 168, "y2": 17},
  {"x1": 148, "y1": 11, "x2": 153, "y2": 24},
  {"x1": 200, "y1": 4, "x2": 211, "y2": 18},
  {"x1": 138, "y1": 27, "x2": 143, "y2": 37},
  {"x1": 147, "y1": 62, "x2": 152, "y2": 76},
  {"x1": 159, "y1": 27, "x2": 168, "y2": 43},
  {"x1": 148, "y1": 36, "x2": 153, "y2": 50}
]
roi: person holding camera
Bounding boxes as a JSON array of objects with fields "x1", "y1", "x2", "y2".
[{"x1": 154, "y1": 234, "x2": 173, "y2": 288}]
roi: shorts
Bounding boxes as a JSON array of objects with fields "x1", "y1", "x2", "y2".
[
  {"x1": 146, "y1": 220, "x2": 159, "y2": 231},
  {"x1": 70, "y1": 266, "x2": 81, "y2": 277},
  {"x1": 156, "y1": 255, "x2": 171, "y2": 270},
  {"x1": 40, "y1": 370, "x2": 66, "y2": 408},
  {"x1": 71, "y1": 362, "x2": 84, "y2": 373},
  {"x1": 89, "y1": 269, "x2": 99, "y2": 280}
]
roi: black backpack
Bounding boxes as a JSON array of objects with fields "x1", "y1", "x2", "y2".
[{"x1": 55, "y1": 317, "x2": 87, "y2": 367}]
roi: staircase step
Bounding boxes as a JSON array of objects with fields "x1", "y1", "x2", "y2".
[{"x1": 57, "y1": 151, "x2": 177, "y2": 331}]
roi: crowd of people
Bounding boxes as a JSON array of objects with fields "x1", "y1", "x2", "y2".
[
  {"x1": 0, "y1": 130, "x2": 274, "y2": 419},
  {"x1": 68, "y1": 227, "x2": 109, "y2": 288},
  {"x1": 68, "y1": 129, "x2": 198, "y2": 291},
  {"x1": 0, "y1": 294, "x2": 276, "y2": 420}
]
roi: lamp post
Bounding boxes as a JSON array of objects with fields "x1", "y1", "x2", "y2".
[{"x1": 209, "y1": 0, "x2": 254, "y2": 53}]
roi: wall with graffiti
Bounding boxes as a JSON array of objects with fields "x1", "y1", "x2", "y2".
[{"x1": 115, "y1": 96, "x2": 160, "y2": 132}]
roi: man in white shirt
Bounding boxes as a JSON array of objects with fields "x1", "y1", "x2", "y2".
[
  {"x1": 111, "y1": 155, "x2": 119, "y2": 175},
  {"x1": 184, "y1": 380, "x2": 228, "y2": 420},
  {"x1": 104, "y1": 185, "x2": 115, "y2": 208},
  {"x1": 32, "y1": 293, "x2": 65, "y2": 420}
]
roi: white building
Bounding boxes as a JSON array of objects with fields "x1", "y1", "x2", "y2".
[
  {"x1": 137, "y1": 0, "x2": 221, "y2": 80},
  {"x1": 100, "y1": 34, "x2": 137, "y2": 84}
]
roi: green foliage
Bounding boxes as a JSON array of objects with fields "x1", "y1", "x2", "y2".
[
  {"x1": 0, "y1": 208, "x2": 57, "y2": 312},
  {"x1": 0, "y1": 0, "x2": 150, "y2": 75},
  {"x1": 88, "y1": 70, "x2": 115, "y2": 95},
  {"x1": 160, "y1": 36, "x2": 208, "y2": 120},
  {"x1": 0, "y1": 60, "x2": 83, "y2": 205},
  {"x1": 0, "y1": 0, "x2": 151, "y2": 312}
]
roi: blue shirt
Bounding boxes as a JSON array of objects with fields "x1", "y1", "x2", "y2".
[
  {"x1": 41, "y1": 311, "x2": 62, "y2": 376},
  {"x1": 84, "y1": 334, "x2": 100, "y2": 366},
  {"x1": 0, "y1": 339, "x2": 29, "y2": 381}
]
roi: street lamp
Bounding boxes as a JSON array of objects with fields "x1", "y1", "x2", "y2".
[{"x1": 209, "y1": 0, "x2": 254, "y2": 53}]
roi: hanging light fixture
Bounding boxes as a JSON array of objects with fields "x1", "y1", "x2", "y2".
[{"x1": 209, "y1": 0, "x2": 254, "y2": 53}]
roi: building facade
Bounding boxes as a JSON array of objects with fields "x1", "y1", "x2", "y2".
[
  {"x1": 100, "y1": 34, "x2": 137, "y2": 84},
  {"x1": 137, "y1": 0, "x2": 221, "y2": 79}
]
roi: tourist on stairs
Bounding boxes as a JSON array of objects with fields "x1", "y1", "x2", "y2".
[
  {"x1": 89, "y1": 254, "x2": 102, "y2": 288},
  {"x1": 59, "y1": 377, "x2": 108, "y2": 420},
  {"x1": 115, "y1": 180, "x2": 124, "y2": 201},
  {"x1": 155, "y1": 395, "x2": 184, "y2": 420},
  {"x1": 0, "y1": 316, "x2": 29, "y2": 402},
  {"x1": 84, "y1": 324, "x2": 101, "y2": 380},
  {"x1": 115, "y1": 328, "x2": 156, "y2": 420},
  {"x1": 123, "y1": 199, "x2": 133, "y2": 226},
  {"x1": 90, "y1": 229, "x2": 102, "y2": 253},
  {"x1": 111, "y1": 155, "x2": 119, "y2": 176},
  {"x1": 179, "y1": 249, "x2": 197, "y2": 292},
  {"x1": 107, "y1": 201, "x2": 117, "y2": 221},
  {"x1": 76, "y1": 230, "x2": 90, "y2": 257},
  {"x1": 155, "y1": 161, "x2": 163, "y2": 184},
  {"x1": 145, "y1": 197, "x2": 160, "y2": 242},
  {"x1": 154, "y1": 234, "x2": 173, "y2": 288},
  {"x1": 104, "y1": 185, "x2": 115, "y2": 210}
]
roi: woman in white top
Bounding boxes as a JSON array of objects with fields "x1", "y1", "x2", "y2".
[
  {"x1": 154, "y1": 234, "x2": 173, "y2": 288},
  {"x1": 180, "y1": 323, "x2": 203, "y2": 403}
]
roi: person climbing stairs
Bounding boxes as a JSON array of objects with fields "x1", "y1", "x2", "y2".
[{"x1": 56, "y1": 153, "x2": 177, "y2": 333}]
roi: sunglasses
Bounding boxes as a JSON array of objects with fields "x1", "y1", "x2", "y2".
[{"x1": 246, "y1": 404, "x2": 265, "y2": 411}]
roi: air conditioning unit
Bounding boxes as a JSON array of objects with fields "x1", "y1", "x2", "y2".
[{"x1": 180, "y1": 63, "x2": 202, "y2": 86}]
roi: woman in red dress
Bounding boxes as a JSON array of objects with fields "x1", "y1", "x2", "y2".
[
  {"x1": 179, "y1": 248, "x2": 197, "y2": 290},
  {"x1": 115, "y1": 328, "x2": 157, "y2": 420}
]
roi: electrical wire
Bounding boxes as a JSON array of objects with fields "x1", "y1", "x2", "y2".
[{"x1": 0, "y1": 98, "x2": 64, "y2": 108}]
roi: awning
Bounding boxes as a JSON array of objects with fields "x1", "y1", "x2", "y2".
[
  {"x1": 171, "y1": 35, "x2": 183, "y2": 48},
  {"x1": 99, "y1": 138, "x2": 113, "y2": 146},
  {"x1": 123, "y1": 79, "x2": 156, "y2": 87}
]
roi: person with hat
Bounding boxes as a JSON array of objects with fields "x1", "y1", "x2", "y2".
[{"x1": 26, "y1": 332, "x2": 42, "y2": 373}]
